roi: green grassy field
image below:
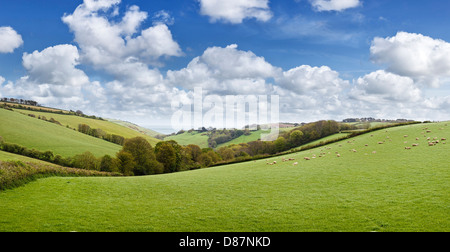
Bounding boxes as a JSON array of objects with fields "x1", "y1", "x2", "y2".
[
  {"x1": 13, "y1": 109, "x2": 160, "y2": 146},
  {"x1": 0, "y1": 121, "x2": 448, "y2": 232},
  {"x1": 165, "y1": 131, "x2": 210, "y2": 148},
  {"x1": 0, "y1": 109, "x2": 121, "y2": 157}
]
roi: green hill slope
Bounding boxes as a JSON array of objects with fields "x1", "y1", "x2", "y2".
[
  {"x1": 0, "y1": 109, "x2": 121, "y2": 157},
  {"x1": 165, "y1": 131, "x2": 210, "y2": 148},
  {"x1": 0, "y1": 122, "x2": 448, "y2": 232},
  {"x1": 13, "y1": 108, "x2": 160, "y2": 146}
]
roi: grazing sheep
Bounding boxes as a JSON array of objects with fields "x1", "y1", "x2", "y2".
[
  {"x1": 273, "y1": 161, "x2": 277, "y2": 164},
  {"x1": 404, "y1": 135, "x2": 408, "y2": 138},
  {"x1": 304, "y1": 157, "x2": 311, "y2": 161},
  {"x1": 442, "y1": 138, "x2": 447, "y2": 141},
  {"x1": 405, "y1": 147, "x2": 411, "y2": 150},
  {"x1": 429, "y1": 143, "x2": 435, "y2": 146},
  {"x1": 337, "y1": 154, "x2": 341, "y2": 157},
  {"x1": 372, "y1": 151, "x2": 377, "y2": 154},
  {"x1": 412, "y1": 144, "x2": 419, "y2": 147},
  {"x1": 416, "y1": 138, "x2": 420, "y2": 141},
  {"x1": 293, "y1": 162, "x2": 298, "y2": 166},
  {"x1": 378, "y1": 142, "x2": 384, "y2": 145}
]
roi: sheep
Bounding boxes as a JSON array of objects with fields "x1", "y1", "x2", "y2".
[
  {"x1": 405, "y1": 147, "x2": 411, "y2": 150},
  {"x1": 378, "y1": 142, "x2": 384, "y2": 145},
  {"x1": 273, "y1": 161, "x2": 277, "y2": 164},
  {"x1": 404, "y1": 135, "x2": 408, "y2": 138},
  {"x1": 304, "y1": 157, "x2": 311, "y2": 161},
  {"x1": 442, "y1": 138, "x2": 447, "y2": 141},
  {"x1": 372, "y1": 151, "x2": 377, "y2": 154},
  {"x1": 429, "y1": 143, "x2": 435, "y2": 146},
  {"x1": 337, "y1": 154, "x2": 341, "y2": 157},
  {"x1": 293, "y1": 162, "x2": 298, "y2": 166},
  {"x1": 412, "y1": 143, "x2": 419, "y2": 147}
]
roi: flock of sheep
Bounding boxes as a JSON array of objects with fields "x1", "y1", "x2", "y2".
[{"x1": 266, "y1": 124, "x2": 447, "y2": 167}]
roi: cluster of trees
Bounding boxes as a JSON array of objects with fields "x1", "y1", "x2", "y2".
[
  {"x1": 64, "y1": 137, "x2": 222, "y2": 176},
  {"x1": 207, "y1": 129, "x2": 251, "y2": 148},
  {"x1": 0, "y1": 140, "x2": 57, "y2": 163},
  {"x1": 1, "y1": 98, "x2": 39, "y2": 106},
  {"x1": 78, "y1": 124, "x2": 125, "y2": 146},
  {"x1": 214, "y1": 120, "x2": 346, "y2": 162},
  {"x1": 1, "y1": 99, "x2": 104, "y2": 120},
  {"x1": 27, "y1": 114, "x2": 63, "y2": 126}
]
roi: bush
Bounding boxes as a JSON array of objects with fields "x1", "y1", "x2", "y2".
[
  {"x1": 0, "y1": 161, "x2": 120, "y2": 191},
  {"x1": 73, "y1": 152, "x2": 100, "y2": 171}
]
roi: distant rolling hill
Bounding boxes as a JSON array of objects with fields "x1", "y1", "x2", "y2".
[
  {"x1": 11, "y1": 108, "x2": 160, "y2": 147},
  {"x1": 0, "y1": 108, "x2": 122, "y2": 158}
]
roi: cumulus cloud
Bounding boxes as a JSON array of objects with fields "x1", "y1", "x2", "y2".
[
  {"x1": 278, "y1": 65, "x2": 349, "y2": 95},
  {"x1": 167, "y1": 44, "x2": 280, "y2": 95},
  {"x1": 62, "y1": 0, "x2": 182, "y2": 69},
  {"x1": 0, "y1": 26, "x2": 23, "y2": 53},
  {"x1": 310, "y1": 0, "x2": 361, "y2": 12},
  {"x1": 350, "y1": 70, "x2": 422, "y2": 103},
  {"x1": 371, "y1": 32, "x2": 450, "y2": 88},
  {"x1": 0, "y1": 44, "x2": 102, "y2": 110},
  {"x1": 22, "y1": 44, "x2": 90, "y2": 87},
  {"x1": 198, "y1": 0, "x2": 272, "y2": 24}
]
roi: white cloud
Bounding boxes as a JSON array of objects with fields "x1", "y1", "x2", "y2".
[
  {"x1": 371, "y1": 32, "x2": 450, "y2": 88},
  {"x1": 22, "y1": 44, "x2": 90, "y2": 87},
  {"x1": 152, "y1": 10, "x2": 175, "y2": 26},
  {"x1": 310, "y1": 0, "x2": 361, "y2": 12},
  {"x1": 0, "y1": 44, "x2": 106, "y2": 111},
  {"x1": 167, "y1": 44, "x2": 280, "y2": 95},
  {"x1": 62, "y1": 0, "x2": 182, "y2": 69},
  {"x1": 0, "y1": 26, "x2": 23, "y2": 53},
  {"x1": 198, "y1": 0, "x2": 272, "y2": 24},
  {"x1": 279, "y1": 65, "x2": 349, "y2": 95},
  {"x1": 350, "y1": 70, "x2": 422, "y2": 103}
]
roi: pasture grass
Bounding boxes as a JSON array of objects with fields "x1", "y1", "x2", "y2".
[
  {"x1": 0, "y1": 108, "x2": 121, "y2": 157},
  {"x1": 165, "y1": 131, "x2": 210, "y2": 148},
  {"x1": 0, "y1": 122, "x2": 448, "y2": 232},
  {"x1": 13, "y1": 108, "x2": 160, "y2": 146}
]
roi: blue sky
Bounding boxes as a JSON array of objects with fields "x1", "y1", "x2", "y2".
[{"x1": 1, "y1": 0, "x2": 450, "y2": 131}]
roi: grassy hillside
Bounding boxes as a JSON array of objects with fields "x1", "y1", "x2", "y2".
[
  {"x1": 0, "y1": 109, "x2": 121, "y2": 157},
  {"x1": 13, "y1": 108, "x2": 160, "y2": 146},
  {"x1": 165, "y1": 131, "x2": 210, "y2": 148},
  {"x1": 106, "y1": 119, "x2": 161, "y2": 138},
  {"x1": 0, "y1": 150, "x2": 53, "y2": 163},
  {"x1": 0, "y1": 122, "x2": 448, "y2": 232}
]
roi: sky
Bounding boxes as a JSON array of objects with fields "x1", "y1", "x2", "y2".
[{"x1": 1, "y1": 0, "x2": 450, "y2": 133}]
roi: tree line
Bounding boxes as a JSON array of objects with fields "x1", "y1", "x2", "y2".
[{"x1": 78, "y1": 124, "x2": 125, "y2": 145}]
